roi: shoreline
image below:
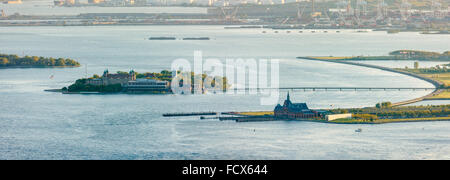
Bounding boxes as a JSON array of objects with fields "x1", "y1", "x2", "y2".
[
  {"x1": 54, "y1": 91, "x2": 173, "y2": 95},
  {"x1": 1, "y1": 23, "x2": 448, "y2": 35},
  {"x1": 0, "y1": 65, "x2": 80, "y2": 69},
  {"x1": 220, "y1": 114, "x2": 450, "y2": 124},
  {"x1": 162, "y1": 110, "x2": 450, "y2": 124},
  {"x1": 299, "y1": 56, "x2": 449, "y2": 62},
  {"x1": 423, "y1": 98, "x2": 450, "y2": 100},
  {"x1": 297, "y1": 56, "x2": 445, "y2": 106},
  {"x1": 0, "y1": 23, "x2": 448, "y2": 33},
  {"x1": 306, "y1": 58, "x2": 450, "y2": 62}
]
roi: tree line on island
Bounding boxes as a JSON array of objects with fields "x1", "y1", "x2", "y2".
[
  {"x1": 308, "y1": 50, "x2": 450, "y2": 61},
  {"x1": 65, "y1": 78, "x2": 123, "y2": 93},
  {"x1": 0, "y1": 53, "x2": 80, "y2": 68},
  {"x1": 379, "y1": 50, "x2": 450, "y2": 61}
]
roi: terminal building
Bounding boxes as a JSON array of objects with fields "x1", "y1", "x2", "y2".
[{"x1": 274, "y1": 93, "x2": 326, "y2": 119}]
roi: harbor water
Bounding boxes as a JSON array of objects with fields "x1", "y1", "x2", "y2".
[{"x1": 0, "y1": 25, "x2": 449, "y2": 159}]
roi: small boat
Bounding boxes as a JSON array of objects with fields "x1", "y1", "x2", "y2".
[
  {"x1": 336, "y1": 31, "x2": 340, "y2": 33},
  {"x1": 311, "y1": 31, "x2": 316, "y2": 33},
  {"x1": 323, "y1": 31, "x2": 328, "y2": 33},
  {"x1": 274, "y1": 31, "x2": 279, "y2": 33},
  {"x1": 262, "y1": 31, "x2": 266, "y2": 33},
  {"x1": 286, "y1": 31, "x2": 291, "y2": 33},
  {"x1": 355, "y1": 128, "x2": 362, "y2": 133},
  {"x1": 299, "y1": 31, "x2": 303, "y2": 33}
]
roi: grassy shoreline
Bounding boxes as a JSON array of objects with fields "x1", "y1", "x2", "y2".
[
  {"x1": 328, "y1": 117, "x2": 450, "y2": 124},
  {"x1": 302, "y1": 56, "x2": 450, "y2": 61},
  {"x1": 300, "y1": 50, "x2": 450, "y2": 61},
  {"x1": 399, "y1": 69, "x2": 450, "y2": 100}
]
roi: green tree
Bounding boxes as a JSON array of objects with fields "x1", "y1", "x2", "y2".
[
  {"x1": 0, "y1": 58, "x2": 9, "y2": 66},
  {"x1": 161, "y1": 70, "x2": 171, "y2": 74},
  {"x1": 32, "y1": 56, "x2": 39, "y2": 62},
  {"x1": 55, "y1": 58, "x2": 66, "y2": 66}
]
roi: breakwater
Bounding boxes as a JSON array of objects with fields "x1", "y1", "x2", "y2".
[{"x1": 163, "y1": 112, "x2": 218, "y2": 117}]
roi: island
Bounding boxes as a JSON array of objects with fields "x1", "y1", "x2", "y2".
[
  {"x1": 164, "y1": 93, "x2": 450, "y2": 124},
  {"x1": 0, "y1": 53, "x2": 80, "y2": 68},
  {"x1": 253, "y1": 104, "x2": 450, "y2": 124},
  {"x1": 299, "y1": 50, "x2": 450, "y2": 61},
  {"x1": 61, "y1": 69, "x2": 229, "y2": 94},
  {"x1": 235, "y1": 102, "x2": 450, "y2": 124}
]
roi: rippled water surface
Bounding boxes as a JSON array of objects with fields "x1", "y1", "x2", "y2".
[{"x1": 0, "y1": 26, "x2": 449, "y2": 159}]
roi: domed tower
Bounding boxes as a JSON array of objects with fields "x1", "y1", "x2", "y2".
[
  {"x1": 103, "y1": 69, "x2": 109, "y2": 78},
  {"x1": 101, "y1": 69, "x2": 109, "y2": 86},
  {"x1": 129, "y1": 69, "x2": 136, "y2": 81}
]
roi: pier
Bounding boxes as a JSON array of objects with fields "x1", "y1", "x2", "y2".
[{"x1": 219, "y1": 116, "x2": 275, "y2": 122}]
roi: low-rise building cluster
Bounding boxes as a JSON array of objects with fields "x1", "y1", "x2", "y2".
[{"x1": 86, "y1": 69, "x2": 171, "y2": 92}]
